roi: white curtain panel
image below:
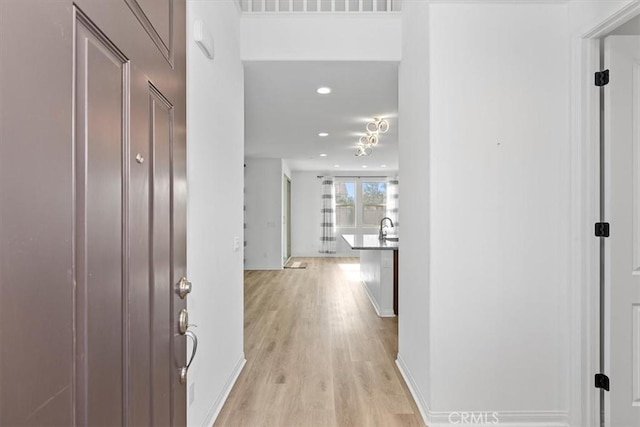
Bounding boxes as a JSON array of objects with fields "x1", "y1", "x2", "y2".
[
  {"x1": 319, "y1": 177, "x2": 336, "y2": 254},
  {"x1": 386, "y1": 178, "x2": 399, "y2": 231}
]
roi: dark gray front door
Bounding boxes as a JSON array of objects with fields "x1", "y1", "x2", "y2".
[{"x1": 0, "y1": 1, "x2": 187, "y2": 425}]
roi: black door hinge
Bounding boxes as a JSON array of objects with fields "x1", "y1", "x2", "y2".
[
  {"x1": 595, "y1": 70, "x2": 610, "y2": 86},
  {"x1": 595, "y1": 373, "x2": 610, "y2": 391},
  {"x1": 595, "y1": 222, "x2": 610, "y2": 237}
]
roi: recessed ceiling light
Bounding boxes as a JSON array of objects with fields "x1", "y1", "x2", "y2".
[
  {"x1": 361, "y1": 165, "x2": 368, "y2": 168},
  {"x1": 317, "y1": 87, "x2": 332, "y2": 95},
  {"x1": 318, "y1": 132, "x2": 329, "y2": 137},
  {"x1": 320, "y1": 153, "x2": 328, "y2": 157},
  {"x1": 334, "y1": 164, "x2": 340, "y2": 168},
  {"x1": 381, "y1": 164, "x2": 387, "y2": 168}
]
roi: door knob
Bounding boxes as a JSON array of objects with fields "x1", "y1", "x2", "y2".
[
  {"x1": 178, "y1": 309, "x2": 189, "y2": 334},
  {"x1": 179, "y1": 330, "x2": 198, "y2": 384},
  {"x1": 177, "y1": 277, "x2": 192, "y2": 299}
]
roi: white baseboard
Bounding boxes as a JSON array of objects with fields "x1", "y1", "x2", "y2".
[
  {"x1": 200, "y1": 354, "x2": 246, "y2": 427},
  {"x1": 395, "y1": 354, "x2": 569, "y2": 427},
  {"x1": 243, "y1": 266, "x2": 283, "y2": 271},
  {"x1": 396, "y1": 353, "x2": 430, "y2": 425},
  {"x1": 360, "y1": 280, "x2": 395, "y2": 317}
]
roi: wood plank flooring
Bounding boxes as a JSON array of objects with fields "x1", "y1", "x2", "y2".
[{"x1": 213, "y1": 257, "x2": 425, "y2": 427}]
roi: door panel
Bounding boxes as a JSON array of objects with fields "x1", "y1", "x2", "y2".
[
  {"x1": 137, "y1": 0, "x2": 172, "y2": 47},
  {"x1": 127, "y1": 75, "x2": 182, "y2": 427},
  {"x1": 129, "y1": 69, "x2": 153, "y2": 427},
  {"x1": 605, "y1": 35, "x2": 640, "y2": 427},
  {"x1": 0, "y1": 2, "x2": 74, "y2": 424},
  {"x1": 150, "y1": 86, "x2": 174, "y2": 426},
  {"x1": 75, "y1": 15, "x2": 127, "y2": 426}
]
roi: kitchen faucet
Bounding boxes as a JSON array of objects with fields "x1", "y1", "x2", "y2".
[{"x1": 379, "y1": 217, "x2": 394, "y2": 240}]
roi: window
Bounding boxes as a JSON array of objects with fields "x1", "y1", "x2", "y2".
[
  {"x1": 335, "y1": 181, "x2": 355, "y2": 227},
  {"x1": 362, "y1": 181, "x2": 387, "y2": 226},
  {"x1": 334, "y1": 179, "x2": 387, "y2": 228}
]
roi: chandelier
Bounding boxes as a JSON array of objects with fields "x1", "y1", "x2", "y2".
[{"x1": 355, "y1": 118, "x2": 389, "y2": 157}]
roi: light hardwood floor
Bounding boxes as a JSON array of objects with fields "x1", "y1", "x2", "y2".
[{"x1": 213, "y1": 257, "x2": 425, "y2": 427}]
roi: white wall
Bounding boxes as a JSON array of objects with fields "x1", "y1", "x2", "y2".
[
  {"x1": 241, "y1": 13, "x2": 401, "y2": 61},
  {"x1": 399, "y1": 2, "x2": 573, "y2": 425},
  {"x1": 429, "y1": 2, "x2": 570, "y2": 415},
  {"x1": 396, "y1": 0, "x2": 432, "y2": 418},
  {"x1": 398, "y1": 2, "x2": 640, "y2": 425},
  {"x1": 244, "y1": 158, "x2": 285, "y2": 269},
  {"x1": 186, "y1": 1, "x2": 245, "y2": 425}
]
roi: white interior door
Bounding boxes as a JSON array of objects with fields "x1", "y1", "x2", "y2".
[{"x1": 605, "y1": 34, "x2": 640, "y2": 427}]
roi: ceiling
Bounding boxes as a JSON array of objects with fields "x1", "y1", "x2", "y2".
[{"x1": 244, "y1": 61, "x2": 399, "y2": 172}]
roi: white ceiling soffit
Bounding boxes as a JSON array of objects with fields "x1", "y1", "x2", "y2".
[{"x1": 244, "y1": 61, "x2": 399, "y2": 172}]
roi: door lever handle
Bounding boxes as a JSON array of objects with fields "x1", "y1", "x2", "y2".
[{"x1": 179, "y1": 330, "x2": 198, "y2": 384}]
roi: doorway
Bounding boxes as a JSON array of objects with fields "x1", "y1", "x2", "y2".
[
  {"x1": 283, "y1": 174, "x2": 292, "y2": 265},
  {"x1": 601, "y1": 27, "x2": 640, "y2": 426},
  {"x1": 577, "y1": 6, "x2": 640, "y2": 427}
]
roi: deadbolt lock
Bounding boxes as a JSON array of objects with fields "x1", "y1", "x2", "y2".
[
  {"x1": 179, "y1": 309, "x2": 189, "y2": 334},
  {"x1": 177, "y1": 277, "x2": 192, "y2": 299}
]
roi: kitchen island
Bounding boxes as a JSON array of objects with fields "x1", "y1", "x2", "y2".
[{"x1": 341, "y1": 234, "x2": 398, "y2": 317}]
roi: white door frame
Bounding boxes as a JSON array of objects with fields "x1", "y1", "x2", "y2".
[
  {"x1": 572, "y1": 3, "x2": 640, "y2": 426},
  {"x1": 282, "y1": 173, "x2": 291, "y2": 265}
]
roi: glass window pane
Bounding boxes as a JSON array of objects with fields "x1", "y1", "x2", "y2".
[
  {"x1": 362, "y1": 182, "x2": 387, "y2": 226},
  {"x1": 335, "y1": 181, "x2": 355, "y2": 227}
]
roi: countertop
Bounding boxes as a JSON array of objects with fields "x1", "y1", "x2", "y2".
[{"x1": 341, "y1": 234, "x2": 399, "y2": 251}]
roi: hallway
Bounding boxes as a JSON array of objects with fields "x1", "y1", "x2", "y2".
[{"x1": 214, "y1": 258, "x2": 424, "y2": 426}]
